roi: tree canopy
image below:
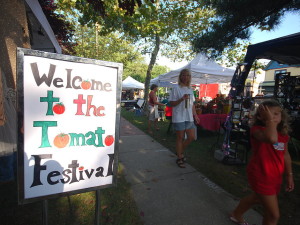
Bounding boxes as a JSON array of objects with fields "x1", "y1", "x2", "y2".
[
  {"x1": 39, "y1": 0, "x2": 76, "y2": 54},
  {"x1": 192, "y1": 0, "x2": 300, "y2": 57},
  {"x1": 74, "y1": 25, "x2": 143, "y2": 65},
  {"x1": 56, "y1": 0, "x2": 214, "y2": 105},
  {"x1": 60, "y1": 14, "x2": 168, "y2": 82}
]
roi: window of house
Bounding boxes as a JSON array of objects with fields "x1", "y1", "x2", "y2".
[{"x1": 274, "y1": 69, "x2": 287, "y2": 79}]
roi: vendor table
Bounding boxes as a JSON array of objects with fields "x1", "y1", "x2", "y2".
[
  {"x1": 121, "y1": 100, "x2": 137, "y2": 109},
  {"x1": 197, "y1": 114, "x2": 228, "y2": 131}
]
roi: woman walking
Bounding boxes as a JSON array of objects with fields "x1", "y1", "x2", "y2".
[{"x1": 169, "y1": 69, "x2": 200, "y2": 168}]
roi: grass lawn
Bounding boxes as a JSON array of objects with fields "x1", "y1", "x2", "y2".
[
  {"x1": 1, "y1": 108, "x2": 299, "y2": 225},
  {"x1": 122, "y1": 108, "x2": 300, "y2": 225},
  {"x1": 0, "y1": 164, "x2": 143, "y2": 225}
]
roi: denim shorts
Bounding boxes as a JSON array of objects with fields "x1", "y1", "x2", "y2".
[{"x1": 173, "y1": 121, "x2": 196, "y2": 131}]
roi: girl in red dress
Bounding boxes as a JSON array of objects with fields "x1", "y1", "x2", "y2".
[{"x1": 230, "y1": 100, "x2": 294, "y2": 225}]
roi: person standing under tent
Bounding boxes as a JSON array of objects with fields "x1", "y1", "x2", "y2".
[
  {"x1": 148, "y1": 84, "x2": 165, "y2": 134},
  {"x1": 169, "y1": 69, "x2": 200, "y2": 168},
  {"x1": 230, "y1": 100, "x2": 294, "y2": 225}
]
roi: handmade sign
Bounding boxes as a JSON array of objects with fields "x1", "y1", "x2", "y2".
[{"x1": 17, "y1": 48, "x2": 122, "y2": 203}]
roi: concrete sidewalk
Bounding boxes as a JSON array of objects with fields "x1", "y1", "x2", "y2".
[{"x1": 119, "y1": 117, "x2": 262, "y2": 225}]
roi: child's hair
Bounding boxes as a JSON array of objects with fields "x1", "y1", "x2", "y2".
[
  {"x1": 252, "y1": 99, "x2": 291, "y2": 135},
  {"x1": 178, "y1": 69, "x2": 191, "y2": 87}
]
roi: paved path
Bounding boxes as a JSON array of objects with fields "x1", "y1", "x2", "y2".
[{"x1": 119, "y1": 117, "x2": 262, "y2": 225}]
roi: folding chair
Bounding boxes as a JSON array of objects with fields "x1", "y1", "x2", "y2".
[{"x1": 134, "y1": 99, "x2": 145, "y2": 116}]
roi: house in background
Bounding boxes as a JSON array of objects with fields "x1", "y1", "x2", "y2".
[
  {"x1": 25, "y1": 0, "x2": 62, "y2": 53},
  {"x1": 0, "y1": 0, "x2": 61, "y2": 90},
  {"x1": 0, "y1": 0, "x2": 61, "y2": 182},
  {"x1": 259, "y1": 60, "x2": 300, "y2": 95}
]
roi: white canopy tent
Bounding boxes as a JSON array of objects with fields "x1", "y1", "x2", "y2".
[
  {"x1": 151, "y1": 54, "x2": 236, "y2": 86},
  {"x1": 122, "y1": 76, "x2": 145, "y2": 90},
  {"x1": 150, "y1": 77, "x2": 177, "y2": 88}
]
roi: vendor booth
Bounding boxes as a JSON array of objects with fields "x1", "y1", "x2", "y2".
[
  {"x1": 230, "y1": 32, "x2": 300, "y2": 97},
  {"x1": 152, "y1": 53, "x2": 236, "y2": 86},
  {"x1": 150, "y1": 76, "x2": 176, "y2": 88},
  {"x1": 151, "y1": 54, "x2": 236, "y2": 107},
  {"x1": 198, "y1": 83, "x2": 219, "y2": 99},
  {"x1": 155, "y1": 54, "x2": 236, "y2": 133},
  {"x1": 121, "y1": 76, "x2": 145, "y2": 108},
  {"x1": 217, "y1": 32, "x2": 300, "y2": 164},
  {"x1": 122, "y1": 76, "x2": 144, "y2": 90}
]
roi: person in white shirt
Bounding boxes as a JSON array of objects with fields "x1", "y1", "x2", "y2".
[{"x1": 169, "y1": 69, "x2": 200, "y2": 168}]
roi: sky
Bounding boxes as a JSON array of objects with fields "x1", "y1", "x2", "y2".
[
  {"x1": 157, "y1": 12, "x2": 300, "y2": 70},
  {"x1": 250, "y1": 12, "x2": 300, "y2": 44}
]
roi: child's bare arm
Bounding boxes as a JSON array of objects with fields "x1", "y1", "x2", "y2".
[
  {"x1": 284, "y1": 148, "x2": 294, "y2": 192},
  {"x1": 253, "y1": 105, "x2": 278, "y2": 143},
  {"x1": 252, "y1": 122, "x2": 278, "y2": 143}
]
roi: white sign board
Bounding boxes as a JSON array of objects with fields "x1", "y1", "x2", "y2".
[{"x1": 17, "y1": 48, "x2": 122, "y2": 204}]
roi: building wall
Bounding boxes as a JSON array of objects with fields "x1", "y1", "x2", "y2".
[
  {"x1": 265, "y1": 67, "x2": 300, "y2": 81},
  {"x1": 0, "y1": 0, "x2": 30, "y2": 89}
]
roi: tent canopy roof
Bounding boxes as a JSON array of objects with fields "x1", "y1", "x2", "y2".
[
  {"x1": 152, "y1": 54, "x2": 236, "y2": 86},
  {"x1": 231, "y1": 32, "x2": 300, "y2": 96},
  {"x1": 122, "y1": 76, "x2": 144, "y2": 90},
  {"x1": 245, "y1": 32, "x2": 300, "y2": 65}
]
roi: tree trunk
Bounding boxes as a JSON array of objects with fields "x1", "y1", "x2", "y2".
[{"x1": 144, "y1": 34, "x2": 160, "y2": 112}]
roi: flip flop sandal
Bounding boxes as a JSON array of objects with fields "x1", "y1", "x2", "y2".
[
  {"x1": 176, "y1": 158, "x2": 186, "y2": 168},
  {"x1": 229, "y1": 216, "x2": 249, "y2": 225}
]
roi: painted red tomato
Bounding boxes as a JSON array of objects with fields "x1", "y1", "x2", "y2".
[
  {"x1": 81, "y1": 80, "x2": 91, "y2": 90},
  {"x1": 53, "y1": 103, "x2": 65, "y2": 114},
  {"x1": 105, "y1": 135, "x2": 114, "y2": 146},
  {"x1": 79, "y1": 166, "x2": 84, "y2": 171},
  {"x1": 53, "y1": 133, "x2": 70, "y2": 148}
]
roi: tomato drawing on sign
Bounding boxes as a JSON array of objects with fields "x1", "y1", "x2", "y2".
[
  {"x1": 53, "y1": 103, "x2": 65, "y2": 114},
  {"x1": 53, "y1": 133, "x2": 70, "y2": 148},
  {"x1": 105, "y1": 135, "x2": 114, "y2": 146},
  {"x1": 81, "y1": 80, "x2": 91, "y2": 90},
  {"x1": 79, "y1": 166, "x2": 84, "y2": 171}
]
